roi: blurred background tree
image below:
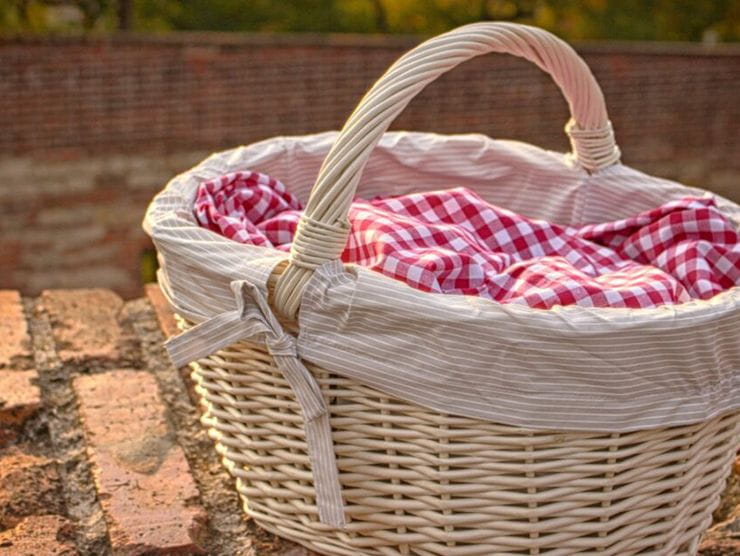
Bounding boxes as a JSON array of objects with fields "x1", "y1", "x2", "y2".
[{"x1": 1, "y1": 0, "x2": 738, "y2": 41}]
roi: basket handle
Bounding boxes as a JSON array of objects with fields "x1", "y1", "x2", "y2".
[{"x1": 273, "y1": 22, "x2": 621, "y2": 319}]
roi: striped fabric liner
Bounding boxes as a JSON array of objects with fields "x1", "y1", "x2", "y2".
[{"x1": 145, "y1": 131, "x2": 740, "y2": 434}]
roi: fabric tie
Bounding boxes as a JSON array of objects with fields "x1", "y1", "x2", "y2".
[{"x1": 164, "y1": 280, "x2": 346, "y2": 528}]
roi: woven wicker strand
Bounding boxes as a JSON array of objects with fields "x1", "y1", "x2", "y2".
[{"x1": 186, "y1": 329, "x2": 739, "y2": 555}]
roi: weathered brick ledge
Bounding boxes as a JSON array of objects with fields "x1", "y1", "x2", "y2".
[
  {"x1": 0, "y1": 288, "x2": 316, "y2": 555},
  {"x1": 0, "y1": 287, "x2": 738, "y2": 555}
]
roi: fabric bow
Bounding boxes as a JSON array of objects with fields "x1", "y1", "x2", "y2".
[{"x1": 165, "y1": 280, "x2": 346, "y2": 528}]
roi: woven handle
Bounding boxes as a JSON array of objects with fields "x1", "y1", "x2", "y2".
[{"x1": 273, "y1": 22, "x2": 621, "y2": 319}]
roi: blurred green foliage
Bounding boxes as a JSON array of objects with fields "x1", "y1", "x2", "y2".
[
  {"x1": 139, "y1": 247, "x2": 158, "y2": 284},
  {"x1": 2, "y1": 0, "x2": 739, "y2": 41}
]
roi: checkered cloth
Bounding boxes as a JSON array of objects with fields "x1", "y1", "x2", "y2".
[{"x1": 194, "y1": 171, "x2": 740, "y2": 309}]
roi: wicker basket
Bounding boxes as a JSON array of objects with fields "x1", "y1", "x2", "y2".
[
  {"x1": 190, "y1": 335, "x2": 739, "y2": 555},
  {"x1": 146, "y1": 21, "x2": 740, "y2": 555}
]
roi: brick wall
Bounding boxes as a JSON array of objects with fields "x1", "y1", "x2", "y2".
[{"x1": 1, "y1": 34, "x2": 739, "y2": 298}]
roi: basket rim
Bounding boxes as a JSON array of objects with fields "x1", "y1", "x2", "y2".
[
  {"x1": 145, "y1": 131, "x2": 740, "y2": 436},
  {"x1": 145, "y1": 129, "x2": 740, "y2": 325}
]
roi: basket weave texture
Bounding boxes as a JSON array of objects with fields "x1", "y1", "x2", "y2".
[{"x1": 189, "y1": 332, "x2": 739, "y2": 555}]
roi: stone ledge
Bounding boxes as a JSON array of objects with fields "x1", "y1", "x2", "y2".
[
  {"x1": 74, "y1": 369, "x2": 207, "y2": 554},
  {"x1": 0, "y1": 288, "x2": 314, "y2": 556}
]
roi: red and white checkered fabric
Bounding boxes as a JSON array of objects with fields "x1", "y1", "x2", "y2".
[{"x1": 194, "y1": 171, "x2": 740, "y2": 309}]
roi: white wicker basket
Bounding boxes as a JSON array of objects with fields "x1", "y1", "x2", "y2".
[
  {"x1": 189, "y1": 336, "x2": 738, "y2": 555},
  {"x1": 145, "y1": 22, "x2": 740, "y2": 555}
]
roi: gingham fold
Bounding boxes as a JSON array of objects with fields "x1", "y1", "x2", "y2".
[
  {"x1": 165, "y1": 280, "x2": 346, "y2": 528},
  {"x1": 194, "y1": 172, "x2": 739, "y2": 310}
]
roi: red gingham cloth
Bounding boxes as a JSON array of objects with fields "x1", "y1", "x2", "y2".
[{"x1": 194, "y1": 171, "x2": 740, "y2": 309}]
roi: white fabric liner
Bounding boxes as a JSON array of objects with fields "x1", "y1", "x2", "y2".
[{"x1": 145, "y1": 131, "x2": 740, "y2": 433}]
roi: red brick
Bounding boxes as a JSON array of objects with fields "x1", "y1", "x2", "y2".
[
  {"x1": 40, "y1": 289, "x2": 128, "y2": 364},
  {"x1": 0, "y1": 370, "x2": 41, "y2": 447},
  {"x1": 145, "y1": 283, "x2": 179, "y2": 339},
  {"x1": 0, "y1": 448, "x2": 63, "y2": 530},
  {"x1": 74, "y1": 369, "x2": 206, "y2": 554},
  {"x1": 0, "y1": 291, "x2": 32, "y2": 369},
  {"x1": 0, "y1": 515, "x2": 75, "y2": 556},
  {"x1": 699, "y1": 507, "x2": 740, "y2": 555}
]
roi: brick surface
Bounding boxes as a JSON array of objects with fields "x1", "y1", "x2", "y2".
[
  {"x1": 0, "y1": 514, "x2": 75, "y2": 556},
  {"x1": 74, "y1": 369, "x2": 206, "y2": 554},
  {"x1": 714, "y1": 460, "x2": 740, "y2": 523},
  {"x1": 699, "y1": 507, "x2": 740, "y2": 555},
  {"x1": 0, "y1": 370, "x2": 41, "y2": 447},
  {"x1": 144, "y1": 283, "x2": 202, "y2": 405},
  {"x1": 0, "y1": 448, "x2": 64, "y2": 530},
  {"x1": 0, "y1": 291, "x2": 31, "y2": 369},
  {"x1": 145, "y1": 283, "x2": 179, "y2": 338},
  {"x1": 40, "y1": 289, "x2": 130, "y2": 364}
]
